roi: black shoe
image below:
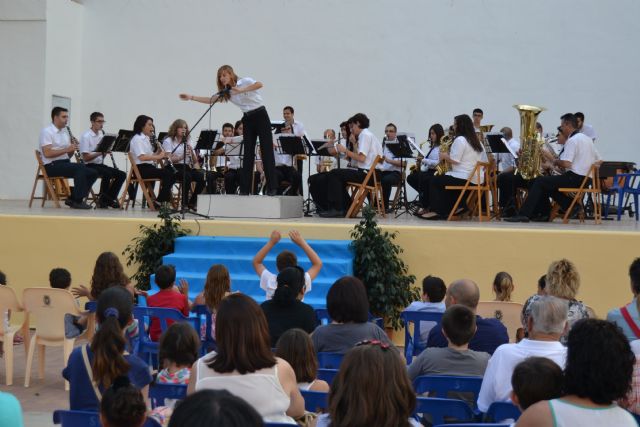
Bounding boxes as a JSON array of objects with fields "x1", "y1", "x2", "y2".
[
  {"x1": 266, "y1": 189, "x2": 278, "y2": 196},
  {"x1": 109, "y1": 200, "x2": 121, "y2": 209},
  {"x1": 318, "y1": 209, "x2": 345, "y2": 218},
  {"x1": 531, "y1": 215, "x2": 550, "y2": 222},
  {"x1": 96, "y1": 198, "x2": 109, "y2": 209},
  {"x1": 504, "y1": 215, "x2": 530, "y2": 223},
  {"x1": 69, "y1": 200, "x2": 92, "y2": 210},
  {"x1": 64, "y1": 199, "x2": 73, "y2": 207}
]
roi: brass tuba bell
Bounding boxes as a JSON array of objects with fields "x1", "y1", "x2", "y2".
[{"x1": 514, "y1": 104, "x2": 545, "y2": 180}]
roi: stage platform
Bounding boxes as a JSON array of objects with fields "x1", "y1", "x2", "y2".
[{"x1": 1, "y1": 199, "x2": 638, "y2": 319}]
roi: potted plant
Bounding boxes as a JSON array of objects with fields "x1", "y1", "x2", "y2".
[
  {"x1": 350, "y1": 206, "x2": 419, "y2": 331},
  {"x1": 123, "y1": 205, "x2": 190, "y2": 291}
]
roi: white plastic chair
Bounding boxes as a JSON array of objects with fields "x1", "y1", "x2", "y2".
[
  {"x1": 0, "y1": 286, "x2": 30, "y2": 385},
  {"x1": 476, "y1": 301, "x2": 524, "y2": 343},
  {"x1": 22, "y1": 287, "x2": 87, "y2": 390}
]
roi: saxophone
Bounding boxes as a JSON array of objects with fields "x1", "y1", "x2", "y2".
[
  {"x1": 514, "y1": 104, "x2": 545, "y2": 180},
  {"x1": 434, "y1": 135, "x2": 454, "y2": 176},
  {"x1": 409, "y1": 138, "x2": 431, "y2": 174}
]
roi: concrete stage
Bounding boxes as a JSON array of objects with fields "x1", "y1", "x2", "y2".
[{"x1": 1, "y1": 199, "x2": 638, "y2": 319}]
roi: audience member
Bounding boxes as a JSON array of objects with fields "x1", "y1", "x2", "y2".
[
  {"x1": 72, "y1": 251, "x2": 132, "y2": 300},
  {"x1": 477, "y1": 296, "x2": 568, "y2": 412},
  {"x1": 147, "y1": 264, "x2": 191, "y2": 341},
  {"x1": 311, "y1": 276, "x2": 391, "y2": 353},
  {"x1": 521, "y1": 259, "x2": 591, "y2": 344},
  {"x1": 189, "y1": 293, "x2": 304, "y2": 423},
  {"x1": 607, "y1": 257, "x2": 640, "y2": 341},
  {"x1": 100, "y1": 376, "x2": 147, "y2": 427},
  {"x1": 511, "y1": 357, "x2": 563, "y2": 411},
  {"x1": 276, "y1": 328, "x2": 330, "y2": 392},
  {"x1": 253, "y1": 230, "x2": 322, "y2": 300},
  {"x1": 168, "y1": 390, "x2": 264, "y2": 427},
  {"x1": 426, "y1": 279, "x2": 508, "y2": 354},
  {"x1": 517, "y1": 319, "x2": 636, "y2": 426},
  {"x1": 408, "y1": 305, "x2": 490, "y2": 381},
  {"x1": 620, "y1": 339, "x2": 640, "y2": 414},
  {"x1": 49, "y1": 267, "x2": 88, "y2": 339},
  {"x1": 193, "y1": 264, "x2": 232, "y2": 340},
  {"x1": 518, "y1": 275, "x2": 547, "y2": 341},
  {"x1": 63, "y1": 287, "x2": 152, "y2": 411},
  {"x1": 316, "y1": 341, "x2": 419, "y2": 427},
  {"x1": 404, "y1": 275, "x2": 447, "y2": 344},
  {"x1": 0, "y1": 391, "x2": 23, "y2": 427},
  {"x1": 493, "y1": 271, "x2": 514, "y2": 302},
  {"x1": 158, "y1": 322, "x2": 200, "y2": 384},
  {"x1": 261, "y1": 266, "x2": 318, "y2": 346}
]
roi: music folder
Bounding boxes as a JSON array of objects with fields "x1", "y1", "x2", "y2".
[
  {"x1": 486, "y1": 132, "x2": 515, "y2": 157},
  {"x1": 310, "y1": 140, "x2": 336, "y2": 156},
  {"x1": 277, "y1": 135, "x2": 307, "y2": 156},
  {"x1": 158, "y1": 132, "x2": 168, "y2": 143},
  {"x1": 386, "y1": 137, "x2": 414, "y2": 159},
  {"x1": 95, "y1": 134, "x2": 117, "y2": 153},
  {"x1": 195, "y1": 130, "x2": 221, "y2": 151},
  {"x1": 113, "y1": 130, "x2": 134, "y2": 152}
]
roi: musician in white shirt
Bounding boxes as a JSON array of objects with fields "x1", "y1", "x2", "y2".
[
  {"x1": 407, "y1": 124, "x2": 443, "y2": 214},
  {"x1": 380, "y1": 123, "x2": 403, "y2": 213},
  {"x1": 180, "y1": 65, "x2": 277, "y2": 195},
  {"x1": 320, "y1": 113, "x2": 383, "y2": 218},
  {"x1": 79, "y1": 112, "x2": 126, "y2": 208},
  {"x1": 128, "y1": 115, "x2": 176, "y2": 206},
  {"x1": 272, "y1": 106, "x2": 303, "y2": 195},
  {"x1": 309, "y1": 128, "x2": 344, "y2": 213},
  {"x1": 506, "y1": 113, "x2": 602, "y2": 223},
  {"x1": 575, "y1": 112, "x2": 597, "y2": 141},
  {"x1": 38, "y1": 107, "x2": 98, "y2": 209},
  {"x1": 162, "y1": 119, "x2": 205, "y2": 209},
  {"x1": 221, "y1": 120, "x2": 262, "y2": 194}
]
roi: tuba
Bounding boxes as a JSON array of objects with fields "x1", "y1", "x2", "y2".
[
  {"x1": 434, "y1": 135, "x2": 454, "y2": 176},
  {"x1": 514, "y1": 104, "x2": 545, "y2": 180}
]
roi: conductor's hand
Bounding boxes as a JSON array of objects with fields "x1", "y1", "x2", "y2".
[
  {"x1": 269, "y1": 230, "x2": 281, "y2": 244},
  {"x1": 179, "y1": 93, "x2": 191, "y2": 101}
]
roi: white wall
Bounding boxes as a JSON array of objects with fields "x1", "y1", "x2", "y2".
[{"x1": 1, "y1": 0, "x2": 639, "y2": 199}]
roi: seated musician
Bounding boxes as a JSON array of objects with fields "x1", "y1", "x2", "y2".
[
  {"x1": 162, "y1": 119, "x2": 206, "y2": 209},
  {"x1": 319, "y1": 113, "x2": 383, "y2": 218},
  {"x1": 273, "y1": 121, "x2": 302, "y2": 196},
  {"x1": 309, "y1": 126, "x2": 348, "y2": 214},
  {"x1": 380, "y1": 123, "x2": 403, "y2": 213},
  {"x1": 505, "y1": 113, "x2": 601, "y2": 223},
  {"x1": 421, "y1": 114, "x2": 487, "y2": 220},
  {"x1": 129, "y1": 115, "x2": 176, "y2": 208},
  {"x1": 407, "y1": 123, "x2": 444, "y2": 215},
  {"x1": 201, "y1": 122, "x2": 231, "y2": 194},
  {"x1": 221, "y1": 120, "x2": 261, "y2": 194},
  {"x1": 494, "y1": 126, "x2": 520, "y2": 216}
]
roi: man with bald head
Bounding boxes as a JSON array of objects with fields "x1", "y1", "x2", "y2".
[{"x1": 426, "y1": 279, "x2": 508, "y2": 354}]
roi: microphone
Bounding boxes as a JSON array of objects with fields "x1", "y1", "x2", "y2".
[{"x1": 213, "y1": 85, "x2": 231, "y2": 98}]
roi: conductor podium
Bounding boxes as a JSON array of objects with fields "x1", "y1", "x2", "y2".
[{"x1": 196, "y1": 194, "x2": 303, "y2": 219}]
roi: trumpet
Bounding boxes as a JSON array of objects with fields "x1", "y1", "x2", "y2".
[
  {"x1": 151, "y1": 132, "x2": 177, "y2": 173},
  {"x1": 66, "y1": 126, "x2": 84, "y2": 164}
]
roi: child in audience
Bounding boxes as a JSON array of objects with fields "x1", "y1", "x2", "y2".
[
  {"x1": 193, "y1": 264, "x2": 232, "y2": 339},
  {"x1": 72, "y1": 251, "x2": 133, "y2": 300},
  {"x1": 49, "y1": 267, "x2": 88, "y2": 338},
  {"x1": 511, "y1": 357, "x2": 563, "y2": 411},
  {"x1": 493, "y1": 271, "x2": 514, "y2": 302},
  {"x1": 275, "y1": 328, "x2": 329, "y2": 392},
  {"x1": 147, "y1": 265, "x2": 190, "y2": 341},
  {"x1": 168, "y1": 390, "x2": 264, "y2": 427},
  {"x1": 63, "y1": 286, "x2": 152, "y2": 411},
  {"x1": 158, "y1": 322, "x2": 200, "y2": 384},
  {"x1": 100, "y1": 376, "x2": 147, "y2": 427},
  {"x1": 404, "y1": 275, "x2": 447, "y2": 344},
  {"x1": 253, "y1": 229, "x2": 322, "y2": 300}
]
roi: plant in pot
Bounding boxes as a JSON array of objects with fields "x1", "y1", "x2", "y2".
[
  {"x1": 350, "y1": 206, "x2": 419, "y2": 332},
  {"x1": 123, "y1": 205, "x2": 190, "y2": 291}
]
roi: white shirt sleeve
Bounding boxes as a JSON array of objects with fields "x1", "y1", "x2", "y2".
[
  {"x1": 162, "y1": 138, "x2": 172, "y2": 153},
  {"x1": 260, "y1": 269, "x2": 277, "y2": 299},
  {"x1": 79, "y1": 131, "x2": 92, "y2": 154},
  {"x1": 449, "y1": 137, "x2": 466, "y2": 163},
  {"x1": 477, "y1": 350, "x2": 501, "y2": 412},
  {"x1": 39, "y1": 127, "x2": 54, "y2": 149},
  {"x1": 560, "y1": 139, "x2": 576, "y2": 162},
  {"x1": 358, "y1": 132, "x2": 372, "y2": 157},
  {"x1": 130, "y1": 135, "x2": 148, "y2": 161}
]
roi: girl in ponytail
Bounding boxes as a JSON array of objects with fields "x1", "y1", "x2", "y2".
[
  {"x1": 63, "y1": 286, "x2": 152, "y2": 411},
  {"x1": 260, "y1": 266, "x2": 318, "y2": 346}
]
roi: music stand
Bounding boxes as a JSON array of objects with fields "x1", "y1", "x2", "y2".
[
  {"x1": 386, "y1": 137, "x2": 414, "y2": 217},
  {"x1": 114, "y1": 130, "x2": 134, "y2": 152},
  {"x1": 158, "y1": 132, "x2": 168, "y2": 143},
  {"x1": 95, "y1": 134, "x2": 116, "y2": 153}
]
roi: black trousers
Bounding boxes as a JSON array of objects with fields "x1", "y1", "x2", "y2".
[
  {"x1": 380, "y1": 170, "x2": 401, "y2": 210},
  {"x1": 225, "y1": 168, "x2": 261, "y2": 194},
  {"x1": 204, "y1": 170, "x2": 225, "y2": 194},
  {"x1": 241, "y1": 107, "x2": 276, "y2": 194},
  {"x1": 309, "y1": 171, "x2": 330, "y2": 211},
  {"x1": 174, "y1": 164, "x2": 205, "y2": 206},
  {"x1": 136, "y1": 163, "x2": 176, "y2": 203},
  {"x1": 497, "y1": 171, "x2": 528, "y2": 214},
  {"x1": 44, "y1": 160, "x2": 98, "y2": 202},
  {"x1": 519, "y1": 171, "x2": 585, "y2": 218},
  {"x1": 429, "y1": 174, "x2": 469, "y2": 216},
  {"x1": 407, "y1": 169, "x2": 436, "y2": 210},
  {"x1": 86, "y1": 163, "x2": 126, "y2": 202},
  {"x1": 326, "y1": 168, "x2": 368, "y2": 211},
  {"x1": 275, "y1": 165, "x2": 302, "y2": 195}
]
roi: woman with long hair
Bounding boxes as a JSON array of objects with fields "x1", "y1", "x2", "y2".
[
  {"x1": 275, "y1": 329, "x2": 329, "y2": 392},
  {"x1": 422, "y1": 114, "x2": 486, "y2": 220},
  {"x1": 72, "y1": 251, "x2": 131, "y2": 300},
  {"x1": 162, "y1": 119, "x2": 205, "y2": 209},
  {"x1": 188, "y1": 293, "x2": 304, "y2": 423},
  {"x1": 493, "y1": 271, "x2": 515, "y2": 302},
  {"x1": 180, "y1": 65, "x2": 277, "y2": 196},
  {"x1": 407, "y1": 123, "x2": 445, "y2": 214},
  {"x1": 316, "y1": 341, "x2": 419, "y2": 427},
  {"x1": 194, "y1": 264, "x2": 232, "y2": 339},
  {"x1": 63, "y1": 287, "x2": 152, "y2": 411}
]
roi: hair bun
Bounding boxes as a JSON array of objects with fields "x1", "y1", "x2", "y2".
[{"x1": 112, "y1": 375, "x2": 131, "y2": 391}]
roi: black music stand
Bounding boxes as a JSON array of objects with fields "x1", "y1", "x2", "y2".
[
  {"x1": 277, "y1": 135, "x2": 310, "y2": 212},
  {"x1": 486, "y1": 133, "x2": 513, "y2": 173},
  {"x1": 114, "y1": 130, "x2": 134, "y2": 152},
  {"x1": 158, "y1": 132, "x2": 168, "y2": 143},
  {"x1": 194, "y1": 130, "x2": 221, "y2": 174},
  {"x1": 95, "y1": 134, "x2": 116, "y2": 153},
  {"x1": 387, "y1": 136, "x2": 414, "y2": 217}
]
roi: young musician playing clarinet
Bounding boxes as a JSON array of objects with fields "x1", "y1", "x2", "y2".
[{"x1": 179, "y1": 65, "x2": 277, "y2": 195}]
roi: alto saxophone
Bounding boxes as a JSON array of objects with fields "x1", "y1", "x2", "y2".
[
  {"x1": 410, "y1": 138, "x2": 431, "y2": 174},
  {"x1": 434, "y1": 135, "x2": 453, "y2": 176}
]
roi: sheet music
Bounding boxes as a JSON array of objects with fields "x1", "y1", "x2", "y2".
[
  {"x1": 225, "y1": 142, "x2": 242, "y2": 156},
  {"x1": 501, "y1": 137, "x2": 519, "y2": 159}
]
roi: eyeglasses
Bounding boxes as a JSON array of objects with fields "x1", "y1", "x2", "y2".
[
  {"x1": 94, "y1": 120, "x2": 106, "y2": 123},
  {"x1": 355, "y1": 339, "x2": 390, "y2": 350}
]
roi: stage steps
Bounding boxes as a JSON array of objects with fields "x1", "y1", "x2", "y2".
[{"x1": 149, "y1": 236, "x2": 354, "y2": 308}]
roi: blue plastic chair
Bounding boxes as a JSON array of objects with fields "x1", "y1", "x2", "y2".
[
  {"x1": 317, "y1": 352, "x2": 344, "y2": 369},
  {"x1": 484, "y1": 401, "x2": 522, "y2": 422},
  {"x1": 192, "y1": 304, "x2": 217, "y2": 355},
  {"x1": 314, "y1": 308, "x2": 384, "y2": 328},
  {"x1": 132, "y1": 306, "x2": 195, "y2": 368},
  {"x1": 414, "y1": 397, "x2": 476, "y2": 425},
  {"x1": 53, "y1": 410, "x2": 161, "y2": 426},
  {"x1": 433, "y1": 424, "x2": 510, "y2": 427},
  {"x1": 265, "y1": 424, "x2": 298, "y2": 427},
  {"x1": 604, "y1": 172, "x2": 640, "y2": 221},
  {"x1": 301, "y1": 390, "x2": 329, "y2": 412},
  {"x1": 317, "y1": 368, "x2": 338, "y2": 385},
  {"x1": 400, "y1": 311, "x2": 443, "y2": 363},
  {"x1": 84, "y1": 301, "x2": 97, "y2": 312},
  {"x1": 149, "y1": 383, "x2": 188, "y2": 409},
  {"x1": 413, "y1": 375, "x2": 483, "y2": 399}
]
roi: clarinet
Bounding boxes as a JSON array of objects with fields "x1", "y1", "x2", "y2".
[
  {"x1": 66, "y1": 126, "x2": 84, "y2": 164},
  {"x1": 152, "y1": 132, "x2": 177, "y2": 173},
  {"x1": 101, "y1": 129, "x2": 119, "y2": 170}
]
